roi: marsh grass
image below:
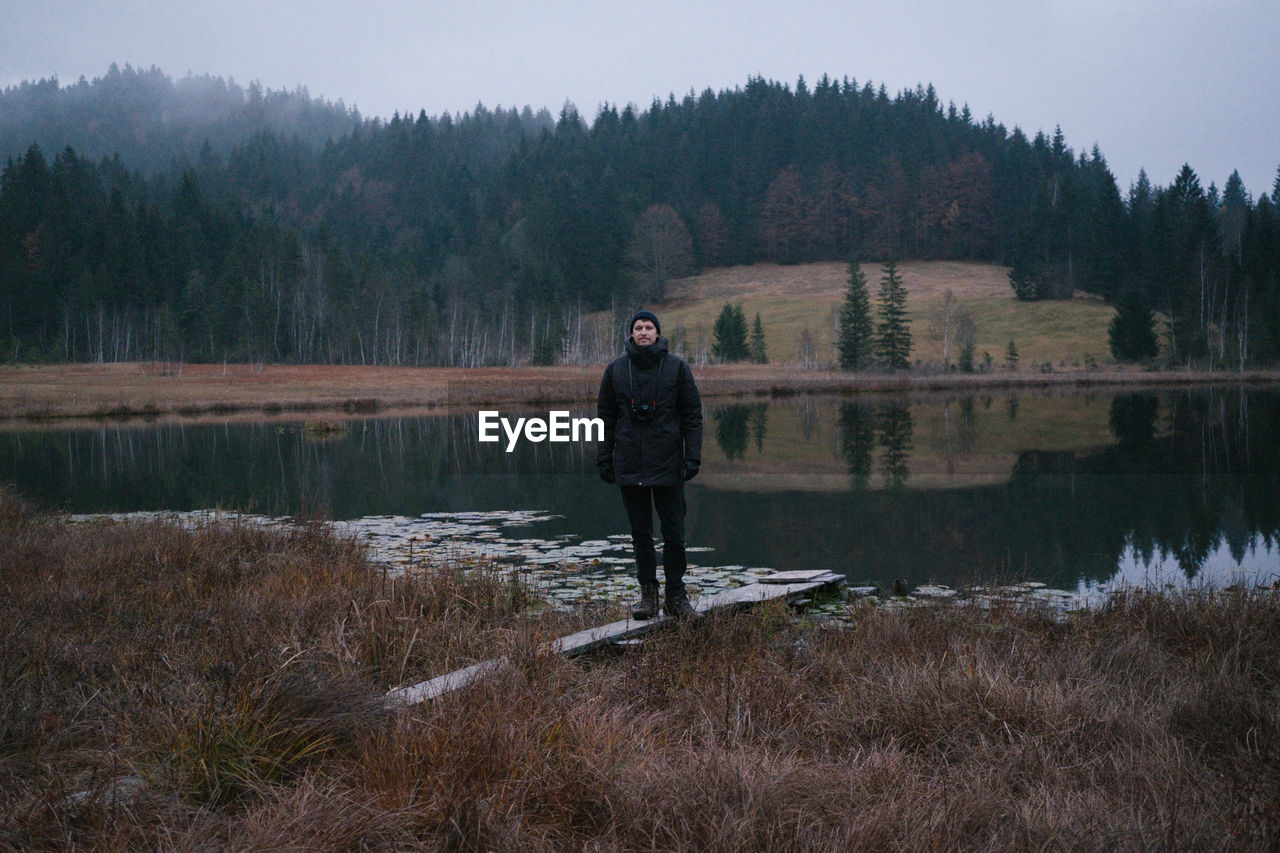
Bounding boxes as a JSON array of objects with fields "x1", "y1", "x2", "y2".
[
  {"x1": 1, "y1": 487, "x2": 1277, "y2": 850},
  {"x1": 5, "y1": 345, "x2": 1276, "y2": 429}
]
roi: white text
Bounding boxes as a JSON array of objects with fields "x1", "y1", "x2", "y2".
[{"x1": 478, "y1": 410, "x2": 605, "y2": 452}]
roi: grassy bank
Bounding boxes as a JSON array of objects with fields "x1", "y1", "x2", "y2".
[
  {"x1": 4, "y1": 361, "x2": 1280, "y2": 426},
  {"x1": 2, "y1": 491, "x2": 1277, "y2": 850},
  {"x1": 5, "y1": 261, "x2": 1280, "y2": 426}
]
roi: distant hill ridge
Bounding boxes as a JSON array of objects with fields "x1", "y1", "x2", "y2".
[
  {"x1": 0, "y1": 63, "x2": 364, "y2": 173},
  {"x1": 1, "y1": 65, "x2": 1275, "y2": 371}
]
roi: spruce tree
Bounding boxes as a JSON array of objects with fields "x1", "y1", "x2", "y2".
[
  {"x1": 1007, "y1": 231, "x2": 1046, "y2": 300},
  {"x1": 749, "y1": 312, "x2": 768, "y2": 363},
  {"x1": 712, "y1": 302, "x2": 749, "y2": 362},
  {"x1": 1109, "y1": 289, "x2": 1159, "y2": 362},
  {"x1": 837, "y1": 260, "x2": 873, "y2": 369},
  {"x1": 875, "y1": 259, "x2": 911, "y2": 369}
]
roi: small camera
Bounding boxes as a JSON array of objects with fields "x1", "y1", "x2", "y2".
[{"x1": 630, "y1": 400, "x2": 656, "y2": 422}]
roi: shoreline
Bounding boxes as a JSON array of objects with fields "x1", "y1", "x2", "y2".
[{"x1": 2, "y1": 361, "x2": 1279, "y2": 427}]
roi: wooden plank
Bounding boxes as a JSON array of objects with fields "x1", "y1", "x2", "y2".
[
  {"x1": 388, "y1": 657, "x2": 507, "y2": 705},
  {"x1": 388, "y1": 570, "x2": 844, "y2": 705},
  {"x1": 757, "y1": 569, "x2": 834, "y2": 584},
  {"x1": 550, "y1": 571, "x2": 844, "y2": 656},
  {"x1": 550, "y1": 617, "x2": 657, "y2": 656}
]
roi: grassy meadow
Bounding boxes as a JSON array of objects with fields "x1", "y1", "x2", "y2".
[
  {"x1": 2, "y1": 489, "x2": 1277, "y2": 850},
  {"x1": 656, "y1": 260, "x2": 1118, "y2": 368}
]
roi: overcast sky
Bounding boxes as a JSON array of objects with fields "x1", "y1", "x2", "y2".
[{"x1": 4, "y1": 0, "x2": 1277, "y2": 196}]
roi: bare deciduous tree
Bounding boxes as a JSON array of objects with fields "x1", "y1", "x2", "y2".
[{"x1": 627, "y1": 204, "x2": 694, "y2": 301}]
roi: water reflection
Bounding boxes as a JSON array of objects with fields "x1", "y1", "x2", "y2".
[
  {"x1": 2, "y1": 387, "x2": 1278, "y2": 592},
  {"x1": 877, "y1": 403, "x2": 913, "y2": 489},
  {"x1": 838, "y1": 402, "x2": 875, "y2": 489},
  {"x1": 830, "y1": 401, "x2": 915, "y2": 489}
]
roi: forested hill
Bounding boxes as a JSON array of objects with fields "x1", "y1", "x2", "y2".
[
  {"x1": 0, "y1": 64, "x2": 363, "y2": 175},
  {"x1": 2, "y1": 67, "x2": 1278, "y2": 368}
]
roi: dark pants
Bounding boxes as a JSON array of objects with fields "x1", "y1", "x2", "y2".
[{"x1": 619, "y1": 484, "x2": 687, "y2": 595}]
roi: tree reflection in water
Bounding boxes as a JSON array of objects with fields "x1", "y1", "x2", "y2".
[{"x1": 1, "y1": 387, "x2": 1277, "y2": 590}]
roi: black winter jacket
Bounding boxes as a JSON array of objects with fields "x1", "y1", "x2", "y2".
[{"x1": 596, "y1": 336, "x2": 703, "y2": 487}]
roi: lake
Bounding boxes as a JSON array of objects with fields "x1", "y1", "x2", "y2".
[{"x1": 3, "y1": 385, "x2": 1278, "y2": 599}]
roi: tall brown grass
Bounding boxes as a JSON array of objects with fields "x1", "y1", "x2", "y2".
[
  {"x1": 6, "y1": 361, "x2": 1280, "y2": 428},
  {"x1": 1, "y1": 487, "x2": 1276, "y2": 850}
]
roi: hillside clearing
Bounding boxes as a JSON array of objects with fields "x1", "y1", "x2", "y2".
[{"x1": 650, "y1": 260, "x2": 1117, "y2": 368}]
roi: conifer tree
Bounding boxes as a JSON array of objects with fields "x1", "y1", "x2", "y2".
[
  {"x1": 875, "y1": 259, "x2": 911, "y2": 369},
  {"x1": 749, "y1": 312, "x2": 768, "y2": 363},
  {"x1": 1109, "y1": 288, "x2": 1159, "y2": 362},
  {"x1": 838, "y1": 260, "x2": 873, "y2": 369},
  {"x1": 712, "y1": 302, "x2": 749, "y2": 362}
]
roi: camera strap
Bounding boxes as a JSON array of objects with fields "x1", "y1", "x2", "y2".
[{"x1": 627, "y1": 354, "x2": 666, "y2": 407}]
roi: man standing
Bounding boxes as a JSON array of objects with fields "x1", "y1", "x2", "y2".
[{"x1": 597, "y1": 310, "x2": 703, "y2": 620}]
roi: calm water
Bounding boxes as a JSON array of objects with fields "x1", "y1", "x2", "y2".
[{"x1": 3, "y1": 386, "x2": 1279, "y2": 593}]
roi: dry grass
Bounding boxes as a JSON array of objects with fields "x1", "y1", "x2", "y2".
[
  {"x1": 5, "y1": 261, "x2": 1277, "y2": 427},
  {"x1": 656, "y1": 259, "x2": 1117, "y2": 367},
  {"x1": 2, "y1": 487, "x2": 1277, "y2": 850},
  {"x1": 4, "y1": 360, "x2": 1278, "y2": 431},
  {"x1": 0, "y1": 487, "x2": 584, "y2": 849},
  {"x1": 0, "y1": 362, "x2": 605, "y2": 425}
]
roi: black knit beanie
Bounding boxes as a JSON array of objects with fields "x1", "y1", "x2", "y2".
[{"x1": 629, "y1": 309, "x2": 660, "y2": 335}]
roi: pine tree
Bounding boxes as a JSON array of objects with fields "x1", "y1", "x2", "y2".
[
  {"x1": 712, "y1": 302, "x2": 749, "y2": 362},
  {"x1": 1220, "y1": 171, "x2": 1250, "y2": 264},
  {"x1": 1109, "y1": 288, "x2": 1159, "y2": 362},
  {"x1": 1006, "y1": 340, "x2": 1019, "y2": 370},
  {"x1": 749, "y1": 312, "x2": 768, "y2": 363},
  {"x1": 875, "y1": 259, "x2": 911, "y2": 369},
  {"x1": 837, "y1": 260, "x2": 873, "y2": 369}
]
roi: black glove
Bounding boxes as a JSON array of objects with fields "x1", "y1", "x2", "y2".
[
  {"x1": 681, "y1": 460, "x2": 700, "y2": 481},
  {"x1": 598, "y1": 461, "x2": 616, "y2": 484}
]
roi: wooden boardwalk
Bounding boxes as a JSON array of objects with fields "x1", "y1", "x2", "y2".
[{"x1": 388, "y1": 569, "x2": 844, "y2": 705}]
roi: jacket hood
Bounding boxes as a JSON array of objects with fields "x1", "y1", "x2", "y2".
[{"x1": 626, "y1": 335, "x2": 669, "y2": 367}]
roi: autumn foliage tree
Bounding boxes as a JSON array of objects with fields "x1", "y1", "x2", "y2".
[
  {"x1": 695, "y1": 202, "x2": 729, "y2": 268},
  {"x1": 760, "y1": 167, "x2": 805, "y2": 264},
  {"x1": 626, "y1": 203, "x2": 694, "y2": 301}
]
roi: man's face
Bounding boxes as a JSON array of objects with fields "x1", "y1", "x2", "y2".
[{"x1": 632, "y1": 319, "x2": 658, "y2": 346}]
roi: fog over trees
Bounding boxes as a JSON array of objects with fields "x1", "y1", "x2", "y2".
[{"x1": 2, "y1": 66, "x2": 1277, "y2": 366}]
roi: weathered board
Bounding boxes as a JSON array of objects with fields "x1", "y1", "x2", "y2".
[
  {"x1": 756, "y1": 569, "x2": 834, "y2": 584},
  {"x1": 387, "y1": 570, "x2": 844, "y2": 705}
]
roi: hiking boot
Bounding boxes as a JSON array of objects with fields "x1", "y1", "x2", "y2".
[
  {"x1": 631, "y1": 583, "x2": 660, "y2": 620},
  {"x1": 665, "y1": 588, "x2": 697, "y2": 620}
]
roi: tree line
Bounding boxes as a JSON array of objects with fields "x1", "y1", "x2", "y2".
[{"x1": 1, "y1": 67, "x2": 1278, "y2": 366}]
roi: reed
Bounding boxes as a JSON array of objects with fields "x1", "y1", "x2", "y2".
[
  {"x1": 5, "y1": 361, "x2": 1279, "y2": 427},
  {"x1": 1, "y1": 487, "x2": 1276, "y2": 850}
]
